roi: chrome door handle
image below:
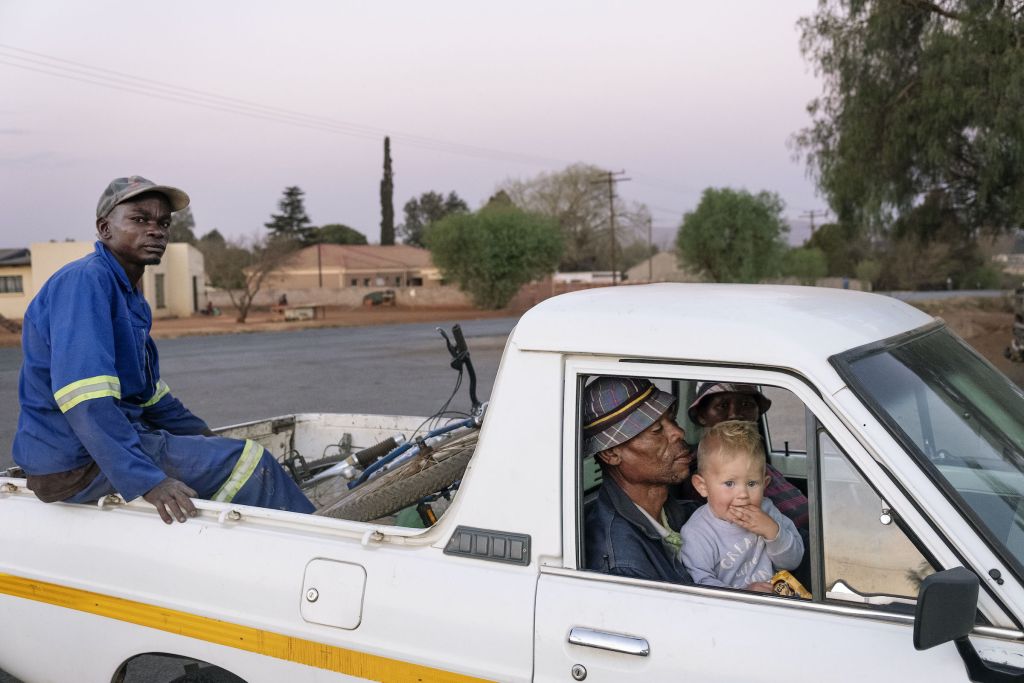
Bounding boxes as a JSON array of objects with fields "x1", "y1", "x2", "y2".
[{"x1": 568, "y1": 627, "x2": 650, "y2": 656}]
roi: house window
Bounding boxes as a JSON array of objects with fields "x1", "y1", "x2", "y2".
[
  {"x1": 395, "y1": 276, "x2": 402, "y2": 286},
  {"x1": 0, "y1": 275, "x2": 23, "y2": 294},
  {"x1": 410, "y1": 277, "x2": 423, "y2": 287},
  {"x1": 155, "y1": 274, "x2": 166, "y2": 309},
  {"x1": 363, "y1": 278, "x2": 370, "y2": 286},
  {"x1": 351, "y1": 279, "x2": 358, "y2": 286}
]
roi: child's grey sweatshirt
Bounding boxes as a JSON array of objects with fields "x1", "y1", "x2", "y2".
[{"x1": 679, "y1": 498, "x2": 803, "y2": 588}]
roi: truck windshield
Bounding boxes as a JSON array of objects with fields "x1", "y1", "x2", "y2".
[{"x1": 835, "y1": 326, "x2": 1024, "y2": 574}]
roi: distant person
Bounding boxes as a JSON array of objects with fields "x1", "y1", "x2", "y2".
[
  {"x1": 278, "y1": 293, "x2": 288, "y2": 306},
  {"x1": 13, "y1": 176, "x2": 314, "y2": 524},
  {"x1": 687, "y1": 382, "x2": 808, "y2": 533},
  {"x1": 680, "y1": 420, "x2": 803, "y2": 592}
]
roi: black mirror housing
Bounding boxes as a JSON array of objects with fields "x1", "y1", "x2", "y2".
[{"x1": 914, "y1": 566, "x2": 979, "y2": 651}]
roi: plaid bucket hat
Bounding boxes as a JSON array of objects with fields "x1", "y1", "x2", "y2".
[
  {"x1": 687, "y1": 382, "x2": 772, "y2": 423},
  {"x1": 582, "y1": 376, "x2": 677, "y2": 457},
  {"x1": 96, "y1": 176, "x2": 190, "y2": 218}
]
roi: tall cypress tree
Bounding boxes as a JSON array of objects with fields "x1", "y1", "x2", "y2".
[{"x1": 380, "y1": 136, "x2": 395, "y2": 245}]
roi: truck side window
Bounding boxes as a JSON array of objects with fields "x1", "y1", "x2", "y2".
[
  {"x1": 762, "y1": 386, "x2": 807, "y2": 454},
  {"x1": 819, "y1": 431, "x2": 935, "y2": 607},
  {"x1": 760, "y1": 386, "x2": 808, "y2": 489}
]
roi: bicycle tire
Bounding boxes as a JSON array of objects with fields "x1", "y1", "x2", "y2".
[{"x1": 316, "y1": 432, "x2": 477, "y2": 522}]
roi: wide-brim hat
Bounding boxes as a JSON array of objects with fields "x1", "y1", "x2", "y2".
[
  {"x1": 97, "y1": 175, "x2": 190, "y2": 218},
  {"x1": 687, "y1": 382, "x2": 771, "y2": 423},
  {"x1": 582, "y1": 376, "x2": 677, "y2": 457}
]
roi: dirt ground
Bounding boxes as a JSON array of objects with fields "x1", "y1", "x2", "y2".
[
  {"x1": 2, "y1": 297, "x2": 1022, "y2": 387},
  {"x1": 151, "y1": 304, "x2": 518, "y2": 340},
  {"x1": 0, "y1": 304, "x2": 519, "y2": 349},
  {"x1": 912, "y1": 296, "x2": 1024, "y2": 387}
]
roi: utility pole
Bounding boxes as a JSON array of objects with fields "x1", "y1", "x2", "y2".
[
  {"x1": 800, "y1": 209, "x2": 828, "y2": 236},
  {"x1": 591, "y1": 170, "x2": 630, "y2": 284},
  {"x1": 648, "y1": 216, "x2": 653, "y2": 282}
]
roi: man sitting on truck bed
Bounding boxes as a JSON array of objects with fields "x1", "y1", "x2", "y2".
[
  {"x1": 583, "y1": 376, "x2": 699, "y2": 583},
  {"x1": 12, "y1": 176, "x2": 314, "y2": 524}
]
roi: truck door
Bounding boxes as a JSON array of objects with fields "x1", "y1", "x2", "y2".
[{"x1": 533, "y1": 363, "x2": 1024, "y2": 682}]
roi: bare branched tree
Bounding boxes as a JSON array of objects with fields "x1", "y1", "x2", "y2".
[{"x1": 198, "y1": 233, "x2": 300, "y2": 323}]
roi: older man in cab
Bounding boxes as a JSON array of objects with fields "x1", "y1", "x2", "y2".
[{"x1": 583, "y1": 376, "x2": 698, "y2": 583}]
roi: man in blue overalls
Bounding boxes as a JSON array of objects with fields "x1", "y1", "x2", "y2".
[{"x1": 13, "y1": 176, "x2": 314, "y2": 523}]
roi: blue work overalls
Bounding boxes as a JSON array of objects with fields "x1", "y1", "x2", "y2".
[{"x1": 13, "y1": 242, "x2": 313, "y2": 513}]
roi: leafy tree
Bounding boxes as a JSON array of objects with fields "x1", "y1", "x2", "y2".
[
  {"x1": 399, "y1": 191, "x2": 469, "y2": 247},
  {"x1": 498, "y1": 163, "x2": 651, "y2": 272},
  {"x1": 805, "y1": 222, "x2": 867, "y2": 277},
  {"x1": 855, "y1": 259, "x2": 882, "y2": 291},
  {"x1": 169, "y1": 207, "x2": 197, "y2": 244},
  {"x1": 871, "y1": 191, "x2": 991, "y2": 290},
  {"x1": 265, "y1": 186, "x2": 314, "y2": 242},
  {"x1": 309, "y1": 224, "x2": 368, "y2": 245},
  {"x1": 676, "y1": 188, "x2": 789, "y2": 282},
  {"x1": 876, "y1": 235, "x2": 955, "y2": 291},
  {"x1": 782, "y1": 247, "x2": 828, "y2": 285},
  {"x1": 380, "y1": 136, "x2": 395, "y2": 245},
  {"x1": 796, "y1": 1, "x2": 1024, "y2": 233},
  {"x1": 198, "y1": 229, "x2": 226, "y2": 246},
  {"x1": 427, "y1": 205, "x2": 563, "y2": 309},
  {"x1": 197, "y1": 235, "x2": 300, "y2": 323}
]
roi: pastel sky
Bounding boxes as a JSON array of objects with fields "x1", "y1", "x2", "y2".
[{"x1": 0, "y1": 1, "x2": 828, "y2": 248}]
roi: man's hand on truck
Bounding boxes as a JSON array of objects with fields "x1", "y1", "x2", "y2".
[{"x1": 143, "y1": 477, "x2": 198, "y2": 524}]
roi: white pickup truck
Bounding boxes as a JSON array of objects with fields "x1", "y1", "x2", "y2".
[{"x1": 2, "y1": 283, "x2": 1024, "y2": 683}]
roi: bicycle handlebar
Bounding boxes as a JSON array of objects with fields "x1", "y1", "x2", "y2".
[
  {"x1": 437, "y1": 324, "x2": 481, "y2": 412},
  {"x1": 452, "y1": 324, "x2": 468, "y2": 357}
]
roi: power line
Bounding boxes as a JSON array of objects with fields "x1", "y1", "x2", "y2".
[
  {"x1": 630, "y1": 173, "x2": 703, "y2": 196},
  {"x1": 0, "y1": 44, "x2": 711, "y2": 222},
  {"x1": 647, "y1": 204, "x2": 688, "y2": 216},
  {"x1": 799, "y1": 209, "x2": 829, "y2": 235},
  {"x1": 0, "y1": 44, "x2": 576, "y2": 168}
]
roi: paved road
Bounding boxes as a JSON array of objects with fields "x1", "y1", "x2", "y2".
[
  {"x1": 0, "y1": 317, "x2": 518, "y2": 471},
  {"x1": 879, "y1": 288, "x2": 1007, "y2": 301}
]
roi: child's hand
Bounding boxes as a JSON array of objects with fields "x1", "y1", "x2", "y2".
[
  {"x1": 746, "y1": 581, "x2": 774, "y2": 593},
  {"x1": 726, "y1": 503, "x2": 779, "y2": 540}
]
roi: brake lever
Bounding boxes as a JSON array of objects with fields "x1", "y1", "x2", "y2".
[
  {"x1": 437, "y1": 326, "x2": 466, "y2": 370},
  {"x1": 436, "y1": 327, "x2": 456, "y2": 355}
]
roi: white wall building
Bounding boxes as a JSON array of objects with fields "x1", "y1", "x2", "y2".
[{"x1": 0, "y1": 241, "x2": 206, "y2": 320}]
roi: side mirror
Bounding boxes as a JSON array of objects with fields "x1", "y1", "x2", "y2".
[
  {"x1": 916, "y1": 568, "x2": 1024, "y2": 683},
  {"x1": 913, "y1": 566, "x2": 978, "y2": 651}
]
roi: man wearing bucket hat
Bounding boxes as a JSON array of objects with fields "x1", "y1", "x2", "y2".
[
  {"x1": 13, "y1": 176, "x2": 314, "y2": 524},
  {"x1": 687, "y1": 382, "x2": 809, "y2": 532},
  {"x1": 583, "y1": 376, "x2": 699, "y2": 583}
]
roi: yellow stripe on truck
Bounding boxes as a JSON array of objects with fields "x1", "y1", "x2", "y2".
[{"x1": 0, "y1": 572, "x2": 491, "y2": 683}]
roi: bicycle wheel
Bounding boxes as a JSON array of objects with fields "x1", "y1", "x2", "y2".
[{"x1": 316, "y1": 431, "x2": 478, "y2": 522}]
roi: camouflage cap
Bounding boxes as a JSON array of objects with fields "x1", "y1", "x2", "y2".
[{"x1": 96, "y1": 176, "x2": 190, "y2": 218}]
